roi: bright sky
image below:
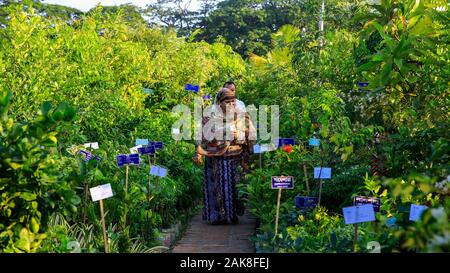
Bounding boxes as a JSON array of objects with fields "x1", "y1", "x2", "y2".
[{"x1": 41, "y1": 0, "x2": 201, "y2": 12}]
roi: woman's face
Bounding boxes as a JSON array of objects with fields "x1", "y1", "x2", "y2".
[
  {"x1": 225, "y1": 84, "x2": 236, "y2": 94},
  {"x1": 220, "y1": 98, "x2": 236, "y2": 113}
]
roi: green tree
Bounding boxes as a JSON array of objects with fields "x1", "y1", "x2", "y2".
[
  {"x1": 195, "y1": 0, "x2": 367, "y2": 57},
  {"x1": 0, "y1": 88, "x2": 78, "y2": 253}
]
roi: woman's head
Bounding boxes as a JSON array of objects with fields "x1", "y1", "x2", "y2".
[
  {"x1": 223, "y1": 81, "x2": 236, "y2": 94},
  {"x1": 217, "y1": 87, "x2": 236, "y2": 113}
]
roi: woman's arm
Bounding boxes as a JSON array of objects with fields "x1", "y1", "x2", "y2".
[{"x1": 192, "y1": 145, "x2": 203, "y2": 165}]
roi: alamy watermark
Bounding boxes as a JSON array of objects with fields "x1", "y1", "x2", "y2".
[{"x1": 171, "y1": 97, "x2": 279, "y2": 144}]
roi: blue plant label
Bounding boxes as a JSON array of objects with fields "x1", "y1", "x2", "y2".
[
  {"x1": 136, "y1": 139, "x2": 149, "y2": 146},
  {"x1": 295, "y1": 196, "x2": 318, "y2": 209},
  {"x1": 153, "y1": 142, "x2": 163, "y2": 149},
  {"x1": 386, "y1": 217, "x2": 397, "y2": 227},
  {"x1": 117, "y1": 154, "x2": 140, "y2": 167},
  {"x1": 78, "y1": 149, "x2": 92, "y2": 161},
  {"x1": 150, "y1": 165, "x2": 167, "y2": 177},
  {"x1": 353, "y1": 196, "x2": 381, "y2": 213},
  {"x1": 278, "y1": 138, "x2": 295, "y2": 147},
  {"x1": 271, "y1": 176, "x2": 294, "y2": 189},
  {"x1": 314, "y1": 167, "x2": 331, "y2": 179},
  {"x1": 409, "y1": 204, "x2": 428, "y2": 222},
  {"x1": 253, "y1": 144, "x2": 261, "y2": 154},
  {"x1": 309, "y1": 138, "x2": 320, "y2": 146},
  {"x1": 116, "y1": 154, "x2": 128, "y2": 167},
  {"x1": 128, "y1": 154, "x2": 140, "y2": 165},
  {"x1": 357, "y1": 82, "x2": 369, "y2": 87},
  {"x1": 138, "y1": 146, "x2": 155, "y2": 155},
  {"x1": 185, "y1": 84, "x2": 199, "y2": 93},
  {"x1": 343, "y1": 204, "x2": 376, "y2": 225},
  {"x1": 142, "y1": 88, "x2": 154, "y2": 94}
]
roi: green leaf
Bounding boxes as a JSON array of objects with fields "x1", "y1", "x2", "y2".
[
  {"x1": 30, "y1": 217, "x2": 39, "y2": 233},
  {"x1": 63, "y1": 105, "x2": 76, "y2": 121},
  {"x1": 20, "y1": 192, "x2": 36, "y2": 201},
  {"x1": 40, "y1": 102, "x2": 52, "y2": 115},
  {"x1": 9, "y1": 162, "x2": 22, "y2": 170},
  {"x1": 394, "y1": 58, "x2": 404, "y2": 72},
  {"x1": 48, "y1": 134, "x2": 58, "y2": 144},
  {"x1": 0, "y1": 89, "x2": 12, "y2": 115},
  {"x1": 69, "y1": 195, "x2": 81, "y2": 206},
  {"x1": 380, "y1": 59, "x2": 393, "y2": 85},
  {"x1": 371, "y1": 54, "x2": 385, "y2": 62},
  {"x1": 357, "y1": 61, "x2": 380, "y2": 72},
  {"x1": 371, "y1": 21, "x2": 395, "y2": 50},
  {"x1": 16, "y1": 228, "x2": 31, "y2": 252}
]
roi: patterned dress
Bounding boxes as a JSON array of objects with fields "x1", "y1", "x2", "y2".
[
  {"x1": 198, "y1": 109, "x2": 256, "y2": 224},
  {"x1": 202, "y1": 155, "x2": 241, "y2": 224}
]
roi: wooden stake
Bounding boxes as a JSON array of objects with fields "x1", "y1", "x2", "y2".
[
  {"x1": 259, "y1": 152, "x2": 262, "y2": 169},
  {"x1": 318, "y1": 179, "x2": 323, "y2": 206},
  {"x1": 353, "y1": 224, "x2": 358, "y2": 253},
  {"x1": 147, "y1": 154, "x2": 152, "y2": 202},
  {"x1": 274, "y1": 188, "x2": 282, "y2": 237},
  {"x1": 125, "y1": 165, "x2": 129, "y2": 195},
  {"x1": 303, "y1": 164, "x2": 310, "y2": 195},
  {"x1": 99, "y1": 199, "x2": 109, "y2": 253},
  {"x1": 174, "y1": 140, "x2": 179, "y2": 154},
  {"x1": 83, "y1": 181, "x2": 88, "y2": 224},
  {"x1": 155, "y1": 176, "x2": 160, "y2": 193}
]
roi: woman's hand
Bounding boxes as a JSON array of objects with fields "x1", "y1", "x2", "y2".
[{"x1": 192, "y1": 152, "x2": 203, "y2": 165}]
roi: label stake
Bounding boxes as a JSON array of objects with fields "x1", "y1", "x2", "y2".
[{"x1": 99, "y1": 199, "x2": 109, "y2": 253}]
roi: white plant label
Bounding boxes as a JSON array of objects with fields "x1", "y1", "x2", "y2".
[
  {"x1": 343, "y1": 204, "x2": 376, "y2": 224},
  {"x1": 84, "y1": 142, "x2": 99, "y2": 149},
  {"x1": 130, "y1": 145, "x2": 142, "y2": 154},
  {"x1": 90, "y1": 183, "x2": 113, "y2": 202}
]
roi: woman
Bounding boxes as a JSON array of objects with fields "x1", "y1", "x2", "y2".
[{"x1": 193, "y1": 88, "x2": 256, "y2": 224}]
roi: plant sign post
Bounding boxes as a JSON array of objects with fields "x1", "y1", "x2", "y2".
[
  {"x1": 185, "y1": 83, "x2": 199, "y2": 105},
  {"x1": 302, "y1": 164, "x2": 310, "y2": 196},
  {"x1": 304, "y1": 134, "x2": 320, "y2": 196},
  {"x1": 314, "y1": 167, "x2": 331, "y2": 206},
  {"x1": 150, "y1": 165, "x2": 168, "y2": 195},
  {"x1": 90, "y1": 183, "x2": 114, "y2": 253},
  {"x1": 294, "y1": 196, "x2": 318, "y2": 209},
  {"x1": 77, "y1": 149, "x2": 102, "y2": 224},
  {"x1": 142, "y1": 87, "x2": 154, "y2": 95},
  {"x1": 172, "y1": 128, "x2": 181, "y2": 153},
  {"x1": 254, "y1": 143, "x2": 275, "y2": 168},
  {"x1": 354, "y1": 196, "x2": 381, "y2": 213},
  {"x1": 309, "y1": 137, "x2": 320, "y2": 147},
  {"x1": 149, "y1": 141, "x2": 164, "y2": 166},
  {"x1": 138, "y1": 144, "x2": 156, "y2": 201},
  {"x1": 116, "y1": 153, "x2": 140, "y2": 195},
  {"x1": 185, "y1": 84, "x2": 199, "y2": 93},
  {"x1": 277, "y1": 138, "x2": 295, "y2": 148},
  {"x1": 271, "y1": 176, "x2": 294, "y2": 237},
  {"x1": 84, "y1": 142, "x2": 99, "y2": 150},
  {"x1": 409, "y1": 204, "x2": 428, "y2": 222},
  {"x1": 342, "y1": 204, "x2": 376, "y2": 253},
  {"x1": 253, "y1": 144, "x2": 262, "y2": 168}
]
